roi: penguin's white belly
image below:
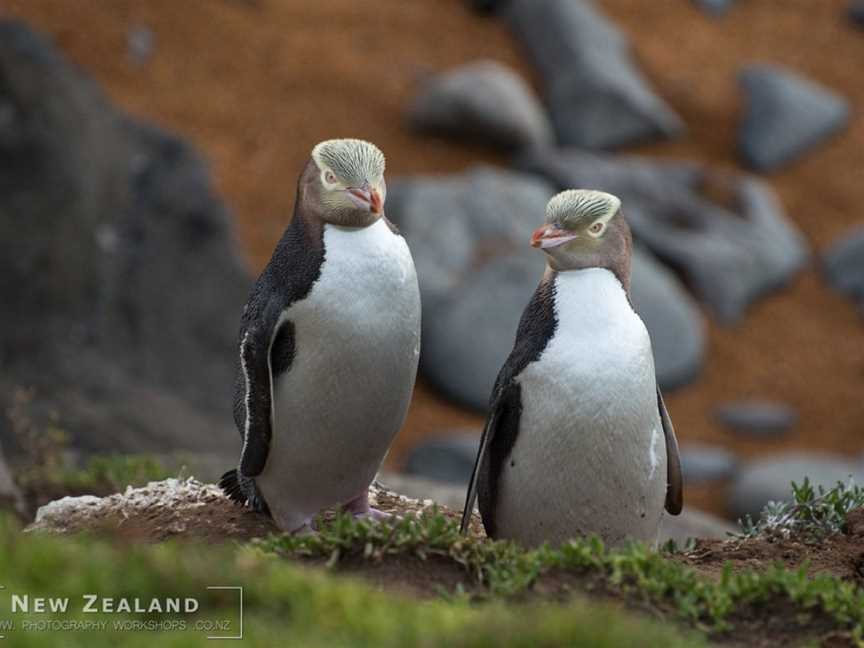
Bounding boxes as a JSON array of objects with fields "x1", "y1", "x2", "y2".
[
  {"x1": 257, "y1": 220, "x2": 420, "y2": 529},
  {"x1": 496, "y1": 268, "x2": 666, "y2": 547}
]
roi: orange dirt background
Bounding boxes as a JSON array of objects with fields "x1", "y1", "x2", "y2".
[{"x1": 4, "y1": 0, "x2": 863, "y2": 518}]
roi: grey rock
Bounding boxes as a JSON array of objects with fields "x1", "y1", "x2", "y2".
[
  {"x1": 729, "y1": 453, "x2": 864, "y2": 520},
  {"x1": 403, "y1": 433, "x2": 480, "y2": 485},
  {"x1": 851, "y1": 1, "x2": 864, "y2": 27},
  {"x1": 0, "y1": 21, "x2": 247, "y2": 457},
  {"x1": 377, "y1": 471, "x2": 468, "y2": 511},
  {"x1": 824, "y1": 226, "x2": 864, "y2": 305},
  {"x1": 739, "y1": 64, "x2": 850, "y2": 172},
  {"x1": 0, "y1": 441, "x2": 24, "y2": 515},
  {"x1": 518, "y1": 148, "x2": 809, "y2": 323},
  {"x1": 409, "y1": 60, "x2": 553, "y2": 151},
  {"x1": 423, "y1": 254, "x2": 543, "y2": 410},
  {"x1": 659, "y1": 508, "x2": 736, "y2": 545},
  {"x1": 506, "y1": 0, "x2": 683, "y2": 149},
  {"x1": 631, "y1": 248, "x2": 705, "y2": 389},
  {"x1": 692, "y1": 0, "x2": 734, "y2": 16},
  {"x1": 680, "y1": 443, "x2": 738, "y2": 483},
  {"x1": 127, "y1": 25, "x2": 154, "y2": 66},
  {"x1": 715, "y1": 401, "x2": 798, "y2": 439}
]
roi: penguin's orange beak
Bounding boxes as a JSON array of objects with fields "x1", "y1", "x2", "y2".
[{"x1": 531, "y1": 224, "x2": 579, "y2": 249}]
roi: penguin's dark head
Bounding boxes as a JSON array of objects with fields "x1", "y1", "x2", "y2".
[
  {"x1": 531, "y1": 190, "x2": 633, "y2": 290},
  {"x1": 301, "y1": 138, "x2": 387, "y2": 227}
]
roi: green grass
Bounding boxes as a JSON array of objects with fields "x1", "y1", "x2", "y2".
[
  {"x1": 0, "y1": 515, "x2": 698, "y2": 647},
  {"x1": 255, "y1": 508, "x2": 864, "y2": 641}
]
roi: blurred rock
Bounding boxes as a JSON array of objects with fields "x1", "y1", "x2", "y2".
[
  {"x1": 506, "y1": 0, "x2": 683, "y2": 149},
  {"x1": 0, "y1": 442, "x2": 25, "y2": 516},
  {"x1": 390, "y1": 167, "x2": 703, "y2": 409},
  {"x1": 680, "y1": 444, "x2": 738, "y2": 482},
  {"x1": 518, "y1": 149, "x2": 809, "y2": 323},
  {"x1": 127, "y1": 24, "x2": 154, "y2": 66},
  {"x1": 823, "y1": 226, "x2": 864, "y2": 306},
  {"x1": 739, "y1": 64, "x2": 849, "y2": 172},
  {"x1": 692, "y1": 0, "x2": 734, "y2": 16},
  {"x1": 404, "y1": 433, "x2": 480, "y2": 485},
  {"x1": 851, "y1": 1, "x2": 864, "y2": 27},
  {"x1": 631, "y1": 248, "x2": 705, "y2": 390},
  {"x1": 729, "y1": 453, "x2": 864, "y2": 520},
  {"x1": 467, "y1": 0, "x2": 509, "y2": 16},
  {"x1": 715, "y1": 401, "x2": 798, "y2": 439},
  {"x1": 424, "y1": 255, "x2": 541, "y2": 410},
  {"x1": 659, "y1": 508, "x2": 736, "y2": 544},
  {"x1": 378, "y1": 472, "x2": 468, "y2": 511},
  {"x1": 0, "y1": 21, "x2": 247, "y2": 456},
  {"x1": 409, "y1": 60, "x2": 553, "y2": 151}
]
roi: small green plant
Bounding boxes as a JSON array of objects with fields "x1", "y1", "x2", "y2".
[{"x1": 737, "y1": 477, "x2": 864, "y2": 540}]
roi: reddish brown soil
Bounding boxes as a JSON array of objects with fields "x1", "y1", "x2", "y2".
[{"x1": 3, "y1": 0, "x2": 864, "y2": 522}]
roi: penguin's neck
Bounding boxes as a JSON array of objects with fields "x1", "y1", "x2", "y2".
[{"x1": 553, "y1": 267, "x2": 636, "y2": 332}]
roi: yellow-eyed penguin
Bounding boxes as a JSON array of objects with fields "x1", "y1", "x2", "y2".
[
  {"x1": 220, "y1": 139, "x2": 420, "y2": 532},
  {"x1": 460, "y1": 189, "x2": 683, "y2": 547}
]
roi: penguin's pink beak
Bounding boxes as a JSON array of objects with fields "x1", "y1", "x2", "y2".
[
  {"x1": 347, "y1": 185, "x2": 384, "y2": 214},
  {"x1": 531, "y1": 224, "x2": 578, "y2": 249}
]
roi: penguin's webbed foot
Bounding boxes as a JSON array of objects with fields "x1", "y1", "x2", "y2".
[{"x1": 341, "y1": 491, "x2": 393, "y2": 522}]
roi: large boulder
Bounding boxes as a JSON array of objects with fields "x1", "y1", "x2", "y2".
[
  {"x1": 518, "y1": 148, "x2": 809, "y2": 323},
  {"x1": 738, "y1": 64, "x2": 849, "y2": 172},
  {"x1": 389, "y1": 167, "x2": 705, "y2": 410},
  {"x1": 408, "y1": 60, "x2": 553, "y2": 151},
  {"x1": 0, "y1": 21, "x2": 248, "y2": 456},
  {"x1": 505, "y1": 0, "x2": 683, "y2": 149}
]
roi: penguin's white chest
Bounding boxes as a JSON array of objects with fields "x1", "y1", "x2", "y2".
[
  {"x1": 257, "y1": 219, "x2": 420, "y2": 528},
  {"x1": 498, "y1": 268, "x2": 666, "y2": 547}
]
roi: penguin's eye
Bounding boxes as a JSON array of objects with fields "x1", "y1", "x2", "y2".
[
  {"x1": 323, "y1": 170, "x2": 337, "y2": 185},
  {"x1": 588, "y1": 221, "x2": 605, "y2": 236}
]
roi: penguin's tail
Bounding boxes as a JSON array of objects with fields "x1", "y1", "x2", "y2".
[
  {"x1": 218, "y1": 468, "x2": 273, "y2": 519},
  {"x1": 219, "y1": 469, "x2": 246, "y2": 505}
]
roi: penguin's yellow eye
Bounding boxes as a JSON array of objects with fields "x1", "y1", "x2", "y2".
[
  {"x1": 589, "y1": 221, "x2": 605, "y2": 236},
  {"x1": 324, "y1": 170, "x2": 337, "y2": 185}
]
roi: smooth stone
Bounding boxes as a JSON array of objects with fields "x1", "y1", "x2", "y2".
[
  {"x1": 729, "y1": 453, "x2": 864, "y2": 521},
  {"x1": 518, "y1": 148, "x2": 809, "y2": 323},
  {"x1": 680, "y1": 444, "x2": 739, "y2": 482},
  {"x1": 692, "y1": 0, "x2": 734, "y2": 16},
  {"x1": 739, "y1": 64, "x2": 850, "y2": 172},
  {"x1": 714, "y1": 401, "x2": 798, "y2": 439},
  {"x1": 422, "y1": 254, "x2": 543, "y2": 410},
  {"x1": 505, "y1": 0, "x2": 683, "y2": 149},
  {"x1": 823, "y1": 226, "x2": 864, "y2": 303},
  {"x1": 403, "y1": 433, "x2": 480, "y2": 485},
  {"x1": 127, "y1": 24, "x2": 154, "y2": 66},
  {"x1": 409, "y1": 60, "x2": 553, "y2": 151},
  {"x1": 631, "y1": 248, "x2": 705, "y2": 390}
]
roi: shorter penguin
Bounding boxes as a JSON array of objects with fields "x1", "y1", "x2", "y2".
[{"x1": 460, "y1": 189, "x2": 683, "y2": 548}]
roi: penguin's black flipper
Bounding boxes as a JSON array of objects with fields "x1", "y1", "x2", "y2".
[
  {"x1": 461, "y1": 276, "x2": 557, "y2": 536},
  {"x1": 658, "y1": 388, "x2": 683, "y2": 515},
  {"x1": 460, "y1": 406, "x2": 500, "y2": 534}
]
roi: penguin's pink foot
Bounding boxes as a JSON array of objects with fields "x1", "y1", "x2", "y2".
[
  {"x1": 289, "y1": 518, "x2": 316, "y2": 535},
  {"x1": 342, "y1": 491, "x2": 392, "y2": 522}
]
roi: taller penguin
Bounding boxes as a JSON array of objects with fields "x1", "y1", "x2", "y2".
[
  {"x1": 461, "y1": 189, "x2": 683, "y2": 547},
  {"x1": 220, "y1": 139, "x2": 420, "y2": 532}
]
